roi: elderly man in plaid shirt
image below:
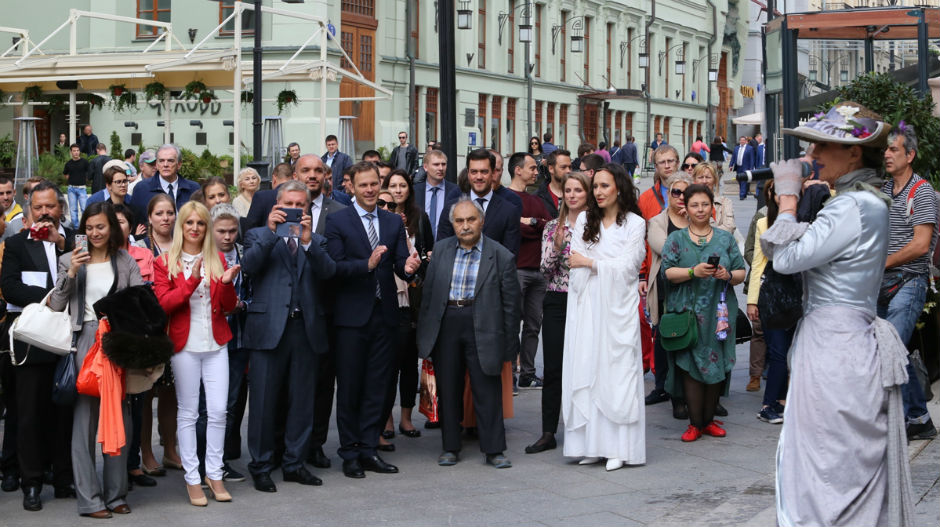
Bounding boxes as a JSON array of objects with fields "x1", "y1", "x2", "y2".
[{"x1": 417, "y1": 198, "x2": 522, "y2": 469}]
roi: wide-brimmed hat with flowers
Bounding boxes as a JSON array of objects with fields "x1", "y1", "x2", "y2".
[{"x1": 784, "y1": 101, "x2": 891, "y2": 147}]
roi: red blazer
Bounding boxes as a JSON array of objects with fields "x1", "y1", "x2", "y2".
[{"x1": 153, "y1": 252, "x2": 238, "y2": 353}]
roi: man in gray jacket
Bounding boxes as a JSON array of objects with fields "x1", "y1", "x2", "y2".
[{"x1": 417, "y1": 198, "x2": 521, "y2": 469}]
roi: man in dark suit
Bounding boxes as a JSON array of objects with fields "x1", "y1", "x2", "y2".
[
  {"x1": 325, "y1": 161, "x2": 421, "y2": 479},
  {"x1": 730, "y1": 135, "x2": 757, "y2": 200},
  {"x1": 243, "y1": 163, "x2": 296, "y2": 231},
  {"x1": 295, "y1": 154, "x2": 346, "y2": 470},
  {"x1": 241, "y1": 180, "x2": 336, "y2": 493},
  {"x1": 437, "y1": 149, "x2": 521, "y2": 256},
  {"x1": 0, "y1": 181, "x2": 75, "y2": 511},
  {"x1": 615, "y1": 136, "x2": 639, "y2": 177},
  {"x1": 417, "y1": 198, "x2": 521, "y2": 468},
  {"x1": 413, "y1": 150, "x2": 459, "y2": 239},
  {"x1": 322, "y1": 134, "x2": 353, "y2": 193},
  {"x1": 77, "y1": 124, "x2": 99, "y2": 157},
  {"x1": 535, "y1": 149, "x2": 572, "y2": 219},
  {"x1": 127, "y1": 144, "x2": 199, "y2": 221}
]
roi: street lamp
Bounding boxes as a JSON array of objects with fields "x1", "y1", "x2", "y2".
[
  {"x1": 659, "y1": 43, "x2": 685, "y2": 76},
  {"x1": 638, "y1": 52, "x2": 649, "y2": 69},
  {"x1": 840, "y1": 69, "x2": 849, "y2": 82},
  {"x1": 457, "y1": 1, "x2": 472, "y2": 30},
  {"x1": 675, "y1": 61, "x2": 686, "y2": 75},
  {"x1": 551, "y1": 15, "x2": 585, "y2": 55},
  {"x1": 497, "y1": 3, "x2": 532, "y2": 44}
]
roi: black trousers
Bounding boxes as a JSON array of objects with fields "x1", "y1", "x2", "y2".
[
  {"x1": 224, "y1": 347, "x2": 250, "y2": 461},
  {"x1": 16, "y1": 363, "x2": 73, "y2": 488},
  {"x1": 434, "y1": 306, "x2": 506, "y2": 455},
  {"x1": 335, "y1": 302, "x2": 394, "y2": 461},
  {"x1": 381, "y1": 308, "x2": 420, "y2": 424},
  {"x1": 246, "y1": 318, "x2": 317, "y2": 476},
  {"x1": 310, "y1": 326, "x2": 337, "y2": 449},
  {"x1": 540, "y1": 291, "x2": 567, "y2": 434},
  {"x1": 0, "y1": 357, "x2": 19, "y2": 476}
]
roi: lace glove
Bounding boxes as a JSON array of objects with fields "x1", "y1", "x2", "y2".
[{"x1": 770, "y1": 159, "x2": 804, "y2": 196}]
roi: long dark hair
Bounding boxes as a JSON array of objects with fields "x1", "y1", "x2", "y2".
[
  {"x1": 764, "y1": 181, "x2": 779, "y2": 228},
  {"x1": 79, "y1": 201, "x2": 125, "y2": 257},
  {"x1": 583, "y1": 163, "x2": 641, "y2": 244},
  {"x1": 382, "y1": 169, "x2": 421, "y2": 235},
  {"x1": 528, "y1": 136, "x2": 542, "y2": 155}
]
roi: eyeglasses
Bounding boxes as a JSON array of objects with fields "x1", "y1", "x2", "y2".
[
  {"x1": 399, "y1": 136, "x2": 407, "y2": 139},
  {"x1": 670, "y1": 188, "x2": 684, "y2": 197},
  {"x1": 377, "y1": 199, "x2": 397, "y2": 211},
  {"x1": 111, "y1": 179, "x2": 128, "y2": 186},
  {"x1": 681, "y1": 163, "x2": 698, "y2": 171}
]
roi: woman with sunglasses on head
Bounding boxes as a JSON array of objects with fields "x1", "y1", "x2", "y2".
[
  {"x1": 379, "y1": 170, "x2": 435, "y2": 446},
  {"x1": 692, "y1": 162, "x2": 735, "y2": 234},
  {"x1": 48, "y1": 202, "x2": 144, "y2": 518},
  {"x1": 644, "y1": 172, "x2": 693, "y2": 421},
  {"x1": 662, "y1": 184, "x2": 746, "y2": 442},
  {"x1": 153, "y1": 201, "x2": 239, "y2": 506},
  {"x1": 563, "y1": 164, "x2": 647, "y2": 471}
]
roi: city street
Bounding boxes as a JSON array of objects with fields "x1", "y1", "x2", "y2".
[{"x1": 0, "y1": 174, "x2": 937, "y2": 527}]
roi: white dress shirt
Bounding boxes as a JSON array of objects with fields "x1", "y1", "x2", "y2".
[
  {"x1": 310, "y1": 193, "x2": 324, "y2": 229},
  {"x1": 353, "y1": 200, "x2": 380, "y2": 240},
  {"x1": 736, "y1": 145, "x2": 746, "y2": 166},
  {"x1": 470, "y1": 189, "x2": 495, "y2": 213}
]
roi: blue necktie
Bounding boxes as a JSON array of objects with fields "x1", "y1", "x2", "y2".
[
  {"x1": 429, "y1": 186, "x2": 440, "y2": 237},
  {"x1": 366, "y1": 213, "x2": 381, "y2": 299}
]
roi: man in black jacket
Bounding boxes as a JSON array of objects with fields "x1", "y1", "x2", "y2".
[
  {"x1": 535, "y1": 149, "x2": 571, "y2": 219},
  {"x1": 389, "y1": 131, "x2": 418, "y2": 175},
  {"x1": 88, "y1": 143, "x2": 111, "y2": 194},
  {"x1": 0, "y1": 181, "x2": 75, "y2": 511},
  {"x1": 77, "y1": 125, "x2": 99, "y2": 157}
]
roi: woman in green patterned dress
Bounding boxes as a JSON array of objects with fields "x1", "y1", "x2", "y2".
[{"x1": 661, "y1": 184, "x2": 746, "y2": 442}]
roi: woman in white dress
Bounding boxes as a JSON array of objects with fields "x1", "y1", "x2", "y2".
[{"x1": 563, "y1": 163, "x2": 648, "y2": 471}]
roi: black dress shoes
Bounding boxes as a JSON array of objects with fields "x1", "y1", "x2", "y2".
[
  {"x1": 308, "y1": 446, "x2": 331, "y2": 469},
  {"x1": 714, "y1": 402, "x2": 729, "y2": 417},
  {"x1": 377, "y1": 443, "x2": 396, "y2": 452},
  {"x1": 283, "y1": 467, "x2": 322, "y2": 486},
  {"x1": 645, "y1": 389, "x2": 670, "y2": 405},
  {"x1": 342, "y1": 459, "x2": 365, "y2": 479},
  {"x1": 22, "y1": 486, "x2": 42, "y2": 511},
  {"x1": 54, "y1": 484, "x2": 76, "y2": 499},
  {"x1": 524, "y1": 434, "x2": 557, "y2": 454},
  {"x1": 360, "y1": 455, "x2": 398, "y2": 474},
  {"x1": 398, "y1": 425, "x2": 421, "y2": 438},
  {"x1": 424, "y1": 420, "x2": 441, "y2": 429},
  {"x1": 252, "y1": 472, "x2": 277, "y2": 493},
  {"x1": 1, "y1": 472, "x2": 19, "y2": 492},
  {"x1": 128, "y1": 472, "x2": 157, "y2": 488}
]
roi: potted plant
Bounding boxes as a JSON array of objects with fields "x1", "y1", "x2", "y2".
[
  {"x1": 46, "y1": 95, "x2": 66, "y2": 115},
  {"x1": 110, "y1": 84, "x2": 125, "y2": 97},
  {"x1": 240, "y1": 91, "x2": 253, "y2": 105},
  {"x1": 276, "y1": 89, "x2": 298, "y2": 114},
  {"x1": 199, "y1": 91, "x2": 217, "y2": 104},
  {"x1": 144, "y1": 81, "x2": 167, "y2": 103},
  {"x1": 87, "y1": 94, "x2": 105, "y2": 111},
  {"x1": 109, "y1": 85, "x2": 137, "y2": 112},
  {"x1": 183, "y1": 80, "x2": 208, "y2": 100},
  {"x1": 23, "y1": 85, "x2": 42, "y2": 103}
]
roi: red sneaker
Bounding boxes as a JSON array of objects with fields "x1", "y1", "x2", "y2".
[
  {"x1": 681, "y1": 425, "x2": 702, "y2": 442},
  {"x1": 702, "y1": 421, "x2": 726, "y2": 437}
]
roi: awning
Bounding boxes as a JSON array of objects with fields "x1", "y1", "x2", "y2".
[{"x1": 732, "y1": 112, "x2": 763, "y2": 125}]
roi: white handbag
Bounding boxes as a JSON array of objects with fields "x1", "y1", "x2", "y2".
[{"x1": 9, "y1": 290, "x2": 72, "y2": 364}]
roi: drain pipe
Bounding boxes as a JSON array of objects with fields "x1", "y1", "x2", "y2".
[
  {"x1": 706, "y1": 0, "x2": 718, "y2": 139},
  {"x1": 644, "y1": 3, "x2": 654, "y2": 168}
]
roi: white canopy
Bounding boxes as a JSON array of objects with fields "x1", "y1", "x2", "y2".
[{"x1": 732, "y1": 111, "x2": 764, "y2": 126}]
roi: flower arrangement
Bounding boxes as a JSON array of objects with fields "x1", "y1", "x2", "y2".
[
  {"x1": 183, "y1": 80, "x2": 208, "y2": 100},
  {"x1": 23, "y1": 85, "x2": 42, "y2": 103},
  {"x1": 276, "y1": 89, "x2": 298, "y2": 114},
  {"x1": 144, "y1": 81, "x2": 167, "y2": 103}
]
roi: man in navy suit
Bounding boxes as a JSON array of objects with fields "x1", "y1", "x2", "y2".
[
  {"x1": 325, "y1": 162, "x2": 421, "y2": 479},
  {"x1": 322, "y1": 134, "x2": 353, "y2": 194},
  {"x1": 127, "y1": 143, "x2": 200, "y2": 221},
  {"x1": 437, "y1": 149, "x2": 522, "y2": 256},
  {"x1": 242, "y1": 181, "x2": 336, "y2": 493},
  {"x1": 413, "y1": 150, "x2": 459, "y2": 239},
  {"x1": 730, "y1": 136, "x2": 756, "y2": 200}
]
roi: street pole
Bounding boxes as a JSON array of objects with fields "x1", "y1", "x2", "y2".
[
  {"x1": 249, "y1": 0, "x2": 269, "y2": 187},
  {"x1": 438, "y1": 0, "x2": 458, "y2": 183},
  {"x1": 406, "y1": 0, "x2": 416, "y2": 143},
  {"x1": 525, "y1": 0, "x2": 532, "y2": 142}
]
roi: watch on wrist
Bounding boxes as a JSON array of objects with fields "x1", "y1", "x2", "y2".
[{"x1": 529, "y1": 217, "x2": 538, "y2": 226}]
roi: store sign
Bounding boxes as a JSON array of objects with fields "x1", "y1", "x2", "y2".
[
  {"x1": 740, "y1": 85, "x2": 756, "y2": 98},
  {"x1": 149, "y1": 101, "x2": 223, "y2": 117}
]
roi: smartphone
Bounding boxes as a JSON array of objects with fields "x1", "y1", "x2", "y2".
[
  {"x1": 707, "y1": 255, "x2": 720, "y2": 267},
  {"x1": 75, "y1": 234, "x2": 88, "y2": 253},
  {"x1": 275, "y1": 207, "x2": 303, "y2": 238}
]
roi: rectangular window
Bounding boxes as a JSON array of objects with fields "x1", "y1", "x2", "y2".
[
  {"x1": 507, "y1": 0, "x2": 514, "y2": 74},
  {"x1": 478, "y1": 0, "x2": 486, "y2": 69},
  {"x1": 547, "y1": 103, "x2": 555, "y2": 138},
  {"x1": 409, "y1": 0, "x2": 419, "y2": 59},
  {"x1": 560, "y1": 11, "x2": 567, "y2": 82},
  {"x1": 136, "y1": 0, "x2": 171, "y2": 39},
  {"x1": 606, "y1": 23, "x2": 613, "y2": 88},
  {"x1": 360, "y1": 35, "x2": 373, "y2": 72},
  {"x1": 626, "y1": 27, "x2": 633, "y2": 89},
  {"x1": 491, "y1": 96, "x2": 501, "y2": 151},
  {"x1": 559, "y1": 104, "x2": 568, "y2": 148},
  {"x1": 535, "y1": 100, "x2": 543, "y2": 138},
  {"x1": 664, "y1": 37, "x2": 671, "y2": 98},
  {"x1": 506, "y1": 98, "x2": 516, "y2": 152},
  {"x1": 341, "y1": 0, "x2": 374, "y2": 17},
  {"x1": 478, "y1": 94, "x2": 487, "y2": 147},
  {"x1": 626, "y1": 112, "x2": 634, "y2": 137},
  {"x1": 340, "y1": 31, "x2": 355, "y2": 69},
  {"x1": 220, "y1": 0, "x2": 254, "y2": 35},
  {"x1": 583, "y1": 17, "x2": 591, "y2": 86},
  {"x1": 535, "y1": 4, "x2": 542, "y2": 77},
  {"x1": 426, "y1": 88, "x2": 438, "y2": 142}
]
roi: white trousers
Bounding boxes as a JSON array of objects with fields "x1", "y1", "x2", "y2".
[{"x1": 172, "y1": 348, "x2": 229, "y2": 485}]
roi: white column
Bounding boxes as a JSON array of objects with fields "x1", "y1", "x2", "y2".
[{"x1": 68, "y1": 91, "x2": 77, "y2": 145}]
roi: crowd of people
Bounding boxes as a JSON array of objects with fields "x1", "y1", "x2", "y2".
[{"x1": 0, "y1": 108, "x2": 935, "y2": 526}]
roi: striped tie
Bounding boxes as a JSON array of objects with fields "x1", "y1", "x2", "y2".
[{"x1": 366, "y1": 213, "x2": 381, "y2": 299}]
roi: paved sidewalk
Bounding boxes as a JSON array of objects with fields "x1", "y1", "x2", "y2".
[{"x1": 0, "y1": 174, "x2": 936, "y2": 526}]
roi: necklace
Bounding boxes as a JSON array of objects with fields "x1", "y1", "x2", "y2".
[{"x1": 688, "y1": 225, "x2": 712, "y2": 246}]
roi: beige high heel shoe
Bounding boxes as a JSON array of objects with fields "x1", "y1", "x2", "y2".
[
  {"x1": 186, "y1": 483, "x2": 208, "y2": 507},
  {"x1": 205, "y1": 477, "x2": 232, "y2": 502}
]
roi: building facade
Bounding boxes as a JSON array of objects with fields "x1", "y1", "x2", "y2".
[{"x1": 0, "y1": 0, "x2": 749, "y2": 165}]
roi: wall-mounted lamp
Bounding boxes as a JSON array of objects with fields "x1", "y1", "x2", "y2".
[
  {"x1": 124, "y1": 121, "x2": 138, "y2": 130},
  {"x1": 457, "y1": 1, "x2": 472, "y2": 30},
  {"x1": 188, "y1": 28, "x2": 197, "y2": 44},
  {"x1": 222, "y1": 120, "x2": 235, "y2": 126},
  {"x1": 157, "y1": 121, "x2": 165, "y2": 127},
  {"x1": 190, "y1": 120, "x2": 203, "y2": 129}
]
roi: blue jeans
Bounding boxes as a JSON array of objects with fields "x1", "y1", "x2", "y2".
[
  {"x1": 67, "y1": 186, "x2": 87, "y2": 229},
  {"x1": 877, "y1": 273, "x2": 929, "y2": 423},
  {"x1": 761, "y1": 326, "x2": 794, "y2": 407}
]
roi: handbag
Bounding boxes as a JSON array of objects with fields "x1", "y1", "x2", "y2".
[
  {"x1": 659, "y1": 310, "x2": 698, "y2": 352},
  {"x1": 418, "y1": 359, "x2": 439, "y2": 423},
  {"x1": 51, "y1": 334, "x2": 79, "y2": 406},
  {"x1": 757, "y1": 260, "x2": 803, "y2": 331},
  {"x1": 9, "y1": 289, "x2": 73, "y2": 359}
]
